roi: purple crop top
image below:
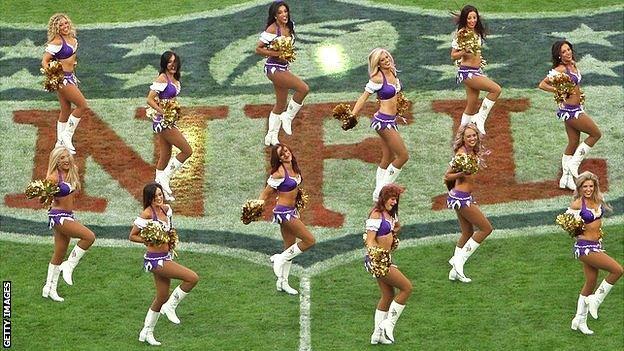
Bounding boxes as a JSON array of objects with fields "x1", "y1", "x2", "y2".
[
  {"x1": 580, "y1": 198, "x2": 602, "y2": 224},
  {"x1": 365, "y1": 71, "x2": 401, "y2": 101},
  {"x1": 276, "y1": 167, "x2": 300, "y2": 192},
  {"x1": 55, "y1": 171, "x2": 74, "y2": 198},
  {"x1": 50, "y1": 36, "x2": 76, "y2": 60},
  {"x1": 566, "y1": 67, "x2": 582, "y2": 85},
  {"x1": 375, "y1": 213, "x2": 393, "y2": 237},
  {"x1": 158, "y1": 76, "x2": 179, "y2": 100}
]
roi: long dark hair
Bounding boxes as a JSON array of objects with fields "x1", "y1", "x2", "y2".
[
  {"x1": 142, "y1": 182, "x2": 164, "y2": 209},
  {"x1": 159, "y1": 51, "x2": 181, "y2": 81},
  {"x1": 551, "y1": 40, "x2": 576, "y2": 68},
  {"x1": 265, "y1": 1, "x2": 295, "y2": 37},
  {"x1": 372, "y1": 184, "x2": 405, "y2": 218},
  {"x1": 270, "y1": 143, "x2": 301, "y2": 175},
  {"x1": 454, "y1": 5, "x2": 487, "y2": 39}
]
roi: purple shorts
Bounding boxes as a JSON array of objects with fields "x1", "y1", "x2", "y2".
[
  {"x1": 264, "y1": 59, "x2": 289, "y2": 75},
  {"x1": 62, "y1": 72, "x2": 78, "y2": 86},
  {"x1": 573, "y1": 239, "x2": 603, "y2": 259},
  {"x1": 272, "y1": 205, "x2": 298, "y2": 224},
  {"x1": 370, "y1": 111, "x2": 398, "y2": 131},
  {"x1": 48, "y1": 208, "x2": 75, "y2": 229},
  {"x1": 456, "y1": 65, "x2": 484, "y2": 84},
  {"x1": 557, "y1": 104, "x2": 584, "y2": 122},
  {"x1": 447, "y1": 189, "x2": 474, "y2": 209},
  {"x1": 143, "y1": 251, "x2": 173, "y2": 272}
]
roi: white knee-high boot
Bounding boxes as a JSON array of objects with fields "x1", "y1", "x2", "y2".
[
  {"x1": 60, "y1": 114, "x2": 80, "y2": 154},
  {"x1": 451, "y1": 238, "x2": 480, "y2": 280},
  {"x1": 270, "y1": 243, "x2": 302, "y2": 279},
  {"x1": 161, "y1": 285, "x2": 188, "y2": 324},
  {"x1": 42, "y1": 263, "x2": 64, "y2": 302},
  {"x1": 448, "y1": 246, "x2": 471, "y2": 283},
  {"x1": 157, "y1": 157, "x2": 185, "y2": 201},
  {"x1": 276, "y1": 261, "x2": 298, "y2": 295},
  {"x1": 560, "y1": 154, "x2": 575, "y2": 190},
  {"x1": 264, "y1": 111, "x2": 282, "y2": 146},
  {"x1": 571, "y1": 294, "x2": 594, "y2": 335},
  {"x1": 370, "y1": 309, "x2": 392, "y2": 344},
  {"x1": 585, "y1": 280, "x2": 614, "y2": 319},
  {"x1": 59, "y1": 245, "x2": 87, "y2": 286},
  {"x1": 373, "y1": 164, "x2": 402, "y2": 201},
  {"x1": 139, "y1": 309, "x2": 162, "y2": 345},
  {"x1": 378, "y1": 301, "x2": 405, "y2": 343},
  {"x1": 568, "y1": 142, "x2": 592, "y2": 178},
  {"x1": 471, "y1": 97, "x2": 495, "y2": 135},
  {"x1": 56, "y1": 121, "x2": 67, "y2": 148},
  {"x1": 460, "y1": 113, "x2": 473, "y2": 127},
  {"x1": 280, "y1": 99, "x2": 302, "y2": 135}
]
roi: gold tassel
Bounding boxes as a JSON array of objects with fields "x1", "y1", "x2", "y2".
[
  {"x1": 270, "y1": 36, "x2": 296, "y2": 62},
  {"x1": 139, "y1": 222, "x2": 169, "y2": 246},
  {"x1": 25, "y1": 179, "x2": 60, "y2": 208},
  {"x1": 547, "y1": 70, "x2": 576, "y2": 104},
  {"x1": 332, "y1": 103, "x2": 357, "y2": 131},
  {"x1": 295, "y1": 188, "x2": 309, "y2": 213},
  {"x1": 456, "y1": 29, "x2": 482, "y2": 55},
  {"x1": 396, "y1": 92, "x2": 410, "y2": 118},
  {"x1": 367, "y1": 246, "x2": 391, "y2": 278},
  {"x1": 159, "y1": 99, "x2": 181, "y2": 128},
  {"x1": 451, "y1": 154, "x2": 480, "y2": 175},
  {"x1": 555, "y1": 213, "x2": 585, "y2": 237},
  {"x1": 40, "y1": 61, "x2": 64, "y2": 92},
  {"x1": 391, "y1": 233, "x2": 400, "y2": 252},
  {"x1": 241, "y1": 199, "x2": 265, "y2": 225},
  {"x1": 167, "y1": 228, "x2": 179, "y2": 257}
]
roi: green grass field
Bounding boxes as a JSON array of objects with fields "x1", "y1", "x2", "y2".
[
  {"x1": 1, "y1": 225, "x2": 622, "y2": 350},
  {"x1": 1, "y1": 0, "x2": 623, "y2": 350}
]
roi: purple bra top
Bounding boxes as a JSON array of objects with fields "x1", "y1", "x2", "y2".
[
  {"x1": 53, "y1": 36, "x2": 76, "y2": 60},
  {"x1": 266, "y1": 25, "x2": 294, "y2": 64},
  {"x1": 56, "y1": 171, "x2": 74, "y2": 198},
  {"x1": 377, "y1": 71, "x2": 400, "y2": 101},
  {"x1": 150, "y1": 206, "x2": 171, "y2": 228},
  {"x1": 566, "y1": 67, "x2": 581, "y2": 85},
  {"x1": 158, "y1": 76, "x2": 179, "y2": 100},
  {"x1": 276, "y1": 166, "x2": 300, "y2": 192},
  {"x1": 376, "y1": 212, "x2": 393, "y2": 237},
  {"x1": 580, "y1": 198, "x2": 602, "y2": 224}
]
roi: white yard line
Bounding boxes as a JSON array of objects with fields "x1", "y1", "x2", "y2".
[{"x1": 299, "y1": 275, "x2": 312, "y2": 351}]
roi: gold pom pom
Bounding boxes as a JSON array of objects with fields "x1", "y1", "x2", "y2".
[
  {"x1": 391, "y1": 233, "x2": 400, "y2": 252},
  {"x1": 295, "y1": 188, "x2": 310, "y2": 213},
  {"x1": 159, "y1": 99, "x2": 181, "y2": 128},
  {"x1": 456, "y1": 29, "x2": 482, "y2": 55},
  {"x1": 241, "y1": 199, "x2": 265, "y2": 225},
  {"x1": 139, "y1": 221, "x2": 169, "y2": 245},
  {"x1": 396, "y1": 92, "x2": 411, "y2": 118},
  {"x1": 25, "y1": 179, "x2": 60, "y2": 208},
  {"x1": 270, "y1": 36, "x2": 296, "y2": 62},
  {"x1": 332, "y1": 103, "x2": 357, "y2": 131},
  {"x1": 367, "y1": 246, "x2": 391, "y2": 278},
  {"x1": 555, "y1": 213, "x2": 584, "y2": 237},
  {"x1": 167, "y1": 228, "x2": 179, "y2": 257},
  {"x1": 40, "y1": 61, "x2": 64, "y2": 92},
  {"x1": 451, "y1": 154, "x2": 480, "y2": 175},
  {"x1": 547, "y1": 70, "x2": 577, "y2": 104}
]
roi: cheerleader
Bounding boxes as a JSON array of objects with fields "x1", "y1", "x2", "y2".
[
  {"x1": 42, "y1": 146, "x2": 95, "y2": 302},
  {"x1": 364, "y1": 184, "x2": 411, "y2": 344},
  {"x1": 444, "y1": 123, "x2": 492, "y2": 282},
  {"x1": 258, "y1": 144, "x2": 315, "y2": 295},
  {"x1": 41, "y1": 13, "x2": 88, "y2": 154},
  {"x1": 351, "y1": 48, "x2": 409, "y2": 202},
  {"x1": 129, "y1": 182, "x2": 199, "y2": 345},
  {"x1": 147, "y1": 51, "x2": 192, "y2": 202},
  {"x1": 255, "y1": 0, "x2": 309, "y2": 145},
  {"x1": 538, "y1": 40, "x2": 601, "y2": 190},
  {"x1": 450, "y1": 5, "x2": 501, "y2": 135},
  {"x1": 565, "y1": 172, "x2": 621, "y2": 335}
]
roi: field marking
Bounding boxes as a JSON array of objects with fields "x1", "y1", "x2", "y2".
[
  {"x1": 1, "y1": 1, "x2": 622, "y2": 29},
  {"x1": 299, "y1": 275, "x2": 312, "y2": 351}
]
